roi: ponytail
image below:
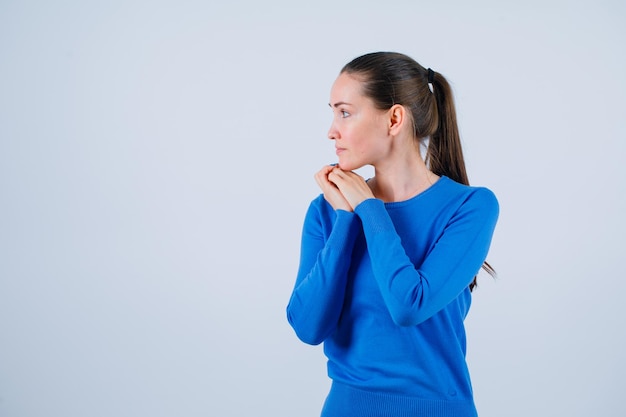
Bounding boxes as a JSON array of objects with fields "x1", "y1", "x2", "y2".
[
  {"x1": 427, "y1": 71, "x2": 469, "y2": 186},
  {"x1": 427, "y1": 70, "x2": 496, "y2": 290}
]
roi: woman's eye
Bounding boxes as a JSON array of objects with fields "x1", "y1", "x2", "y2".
[{"x1": 340, "y1": 110, "x2": 350, "y2": 118}]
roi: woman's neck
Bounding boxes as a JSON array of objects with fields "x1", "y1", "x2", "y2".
[{"x1": 369, "y1": 150, "x2": 439, "y2": 203}]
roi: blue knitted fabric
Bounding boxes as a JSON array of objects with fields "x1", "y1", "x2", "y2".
[{"x1": 287, "y1": 176, "x2": 499, "y2": 417}]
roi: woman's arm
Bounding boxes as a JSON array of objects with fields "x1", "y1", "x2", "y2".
[
  {"x1": 286, "y1": 201, "x2": 360, "y2": 345},
  {"x1": 355, "y1": 188, "x2": 499, "y2": 326}
]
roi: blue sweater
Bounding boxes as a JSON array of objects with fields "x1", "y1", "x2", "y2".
[{"x1": 287, "y1": 176, "x2": 499, "y2": 417}]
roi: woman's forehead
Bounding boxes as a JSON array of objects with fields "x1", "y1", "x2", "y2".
[{"x1": 330, "y1": 73, "x2": 366, "y2": 105}]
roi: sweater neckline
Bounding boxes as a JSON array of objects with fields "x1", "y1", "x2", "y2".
[{"x1": 381, "y1": 176, "x2": 449, "y2": 208}]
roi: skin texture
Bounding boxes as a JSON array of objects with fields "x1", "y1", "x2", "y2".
[{"x1": 317, "y1": 72, "x2": 439, "y2": 211}]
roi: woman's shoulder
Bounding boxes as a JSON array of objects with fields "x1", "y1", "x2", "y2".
[
  {"x1": 403, "y1": 177, "x2": 498, "y2": 221},
  {"x1": 437, "y1": 176, "x2": 499, "y2": 216},
  {"x1": 439, "y1": 176, "x2": 497, "y2": 200}
]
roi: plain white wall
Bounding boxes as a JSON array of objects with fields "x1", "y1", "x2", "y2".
[{"x1": 1, "y1": 1, "x2": 624, "y2": 416}]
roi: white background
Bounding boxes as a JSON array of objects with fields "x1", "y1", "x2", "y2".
[{"x1": 1, "y1": 1, "x2": 624, "y2": 416}]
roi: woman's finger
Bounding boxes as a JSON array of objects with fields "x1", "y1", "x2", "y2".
[
  {"x1": 314, "y1": 165, "x2": 352, "y2": 211},
  {"x1": 327, "y1": 167, "x2": 373, "y2": 209}
]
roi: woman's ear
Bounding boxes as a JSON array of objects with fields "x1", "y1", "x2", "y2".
[{"x1": 388, "y1": 104, "x2": 407, "y2": 136}]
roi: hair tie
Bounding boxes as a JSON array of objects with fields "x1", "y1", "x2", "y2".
[{"x1": 427, "y1": 68, "x2": 435, "y2": 93}]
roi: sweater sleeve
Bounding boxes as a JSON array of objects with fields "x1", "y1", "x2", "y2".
[
  {"x1": 286, "y1": 201, "x2": 361, "y2": 345},
  {"x1": 354, "y1": 188, "x2": 499, "y2": 326}
]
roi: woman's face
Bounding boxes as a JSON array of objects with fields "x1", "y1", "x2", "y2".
[{"x1": 327, "y1": 72, "x2": 390, "y2": 171}]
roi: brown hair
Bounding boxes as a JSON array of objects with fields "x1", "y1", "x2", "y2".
[{"x1": 341, "y1": 52, "x2": 495, "y2": 290}]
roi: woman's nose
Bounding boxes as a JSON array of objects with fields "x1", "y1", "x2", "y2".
[{"x1": 327, "y1": 124, "x2": 338, "y2": 140}]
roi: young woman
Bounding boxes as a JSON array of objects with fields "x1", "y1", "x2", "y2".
[{"x1": 286, "y1": 52, "x2": 499, "y2": 417}]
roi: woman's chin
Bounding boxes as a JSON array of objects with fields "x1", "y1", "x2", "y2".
[{"x1": 336, "y1": 160, "x2": 364, "y2": 172}]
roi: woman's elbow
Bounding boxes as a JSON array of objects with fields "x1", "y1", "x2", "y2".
[
  {"x1": 294, "y1": 328, "x2": 326, "y2": 346},
  {"x1": 286, "y1": 311, "x2": 328, "y2": 346}
]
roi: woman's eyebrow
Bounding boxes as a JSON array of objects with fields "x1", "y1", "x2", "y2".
[{"x1": 329, "y1": 101, "x2": 352, "y2": 108}]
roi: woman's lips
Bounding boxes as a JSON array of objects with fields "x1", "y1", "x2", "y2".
[{"x1": 335, "y1": 147, "x2": 345, "y2": 155}]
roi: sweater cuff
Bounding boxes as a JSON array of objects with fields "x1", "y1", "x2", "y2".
[
  {"x1": 327, "y1": 209, "x2": 359, "y2": 248},
  {"x1": 354, "y1": 198, "x2": 392, "y2": 234}
]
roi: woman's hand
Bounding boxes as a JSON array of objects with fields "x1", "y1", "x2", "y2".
[
  {"x1": 315, "y1": 165, "x2": 352, "y2": 211},
  {"x1": 327, "y1": 167, "x2": 375, "y2": 210}
]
